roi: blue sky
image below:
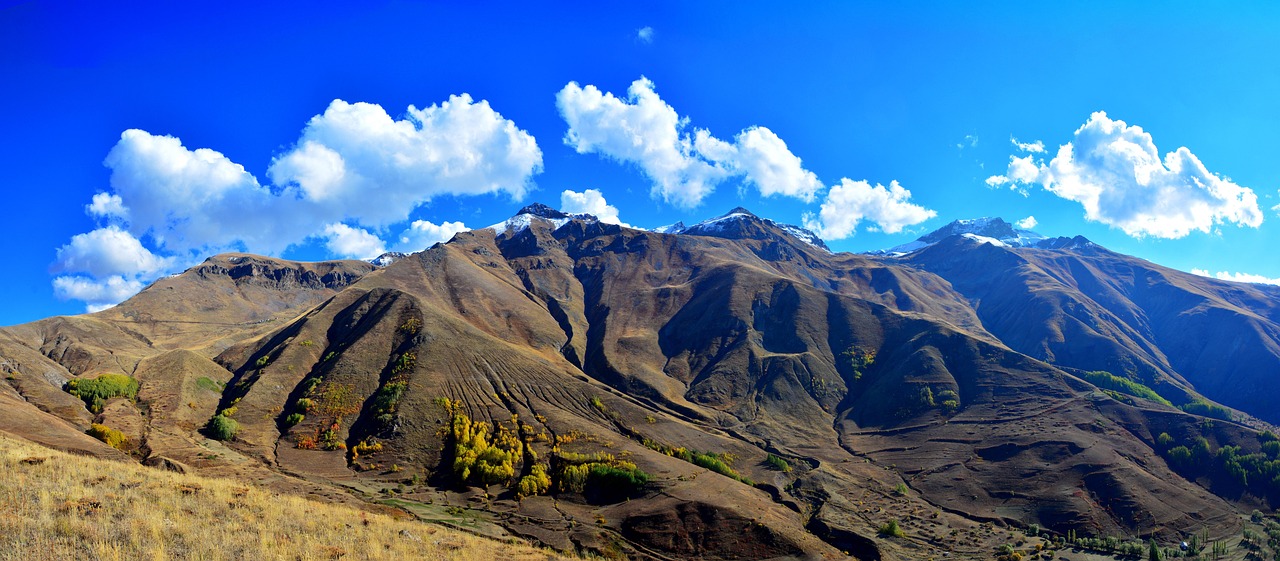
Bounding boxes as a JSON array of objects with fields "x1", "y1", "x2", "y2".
[{"x1": 3, "y1": 2, "x2": 1280, "y2": 325}]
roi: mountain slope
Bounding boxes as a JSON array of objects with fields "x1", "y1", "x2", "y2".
[
  {"x1": 898, "y1": 228, "x2": 1280, "y2": 424},
  {"x1": 2, "y1": 206, "x2": 1275, "y2": 560}
]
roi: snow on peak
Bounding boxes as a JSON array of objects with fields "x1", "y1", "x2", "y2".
[
  {"x1": 870, "y1": 217, "x2": 1050, "y2": 256},
  {"x1": 370, "y1": 252, "x2": 407, "y2": 267},
  {"x1": 486, "y1": 203, "x2": 595, "y2": 236}
]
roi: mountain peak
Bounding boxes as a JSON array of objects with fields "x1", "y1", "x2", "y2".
[
  {"x1": 870, "y1": 217, "x2": 1052, "y2": 256},
  {"x1": 516, "y1": 202, "x2": 571, "y2": 220},
  {"x1": 671, "y1": 207, "x2": 829, "y2": 252}
]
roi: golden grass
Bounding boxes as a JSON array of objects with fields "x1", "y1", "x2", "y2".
[{"x1": 0, "y1": 434, "x2": 565, "y2": 561}]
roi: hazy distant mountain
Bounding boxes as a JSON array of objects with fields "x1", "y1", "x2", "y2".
[{"x1": 2, "y1": 207, "x2": 1275, "y2": 560}]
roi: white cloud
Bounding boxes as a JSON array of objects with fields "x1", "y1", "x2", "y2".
[
  {"x1": 56, "y1": 94, "x2": 534, "y2": 311},
  {"x1": 802, "y1": 179, "x2": 937, "y2": 240},
  {"x1": 1016, "y1": 216, "x2": 1038, "y2": 229},
  {"x1": 321, "y1": 223, "x2": 387, "y2": 260},
  {"x1": 556, "y1": 77, "x2": 822, "y2": 208},
  {"x1": 957, "y1": 134, "x2": 978, "y2": 149},
  {"x1": 560, "y1": 189, "x2": 628, "y2": 226},
  {"x1": 394, "y1": 219, "x2": 469, "y2": 252},
  {"x1": 637, "y1": 26, "x2": 654, "y2": 43},
  {"x1": 988, "y1": 112, "x2": 1262, "y2": 238},
  {"x1": 53, "y1": 227, "x2": 171, "y2": 278},
  {"x1": 1011, "y1": 136, "x2": 1045, "y2": 153},
  {"x1": 52, "y1": 275, "x2": 145, "y2": 313},
  {"x1": 105, "y1": 129, "x2": 280, "y2": 254},
  {"x1": 86, "y1": 192, "x2": 128, "y2": 220},
  {"x1": 732, "y1": 127, "x2": 823, "y2": 202},
  {"x1": 557, "y1": 78, "x2": 729, "y2": 208},
  {"x1": 1191, "y1": 268, "x2": 1280, "y2": 286},
  {"x1": 268, "y1": 97, "x2": 541, "y2": 223}
]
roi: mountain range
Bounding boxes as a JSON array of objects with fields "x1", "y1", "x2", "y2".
[{"x1": 2, "y1": 204, "x2": 1278, "y2": 560}]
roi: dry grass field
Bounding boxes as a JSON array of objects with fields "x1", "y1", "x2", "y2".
[{"x1": 0, "y1": 433, "x2": 565, "y2": 561}]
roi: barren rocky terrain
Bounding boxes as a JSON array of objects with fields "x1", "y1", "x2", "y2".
[{"x1": 2, "y1": 206, "x2": 1278, "y2": 560}]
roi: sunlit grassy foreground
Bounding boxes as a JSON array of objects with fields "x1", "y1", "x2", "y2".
[{"x1": 0, "y1": 434, "x2": 562, "y2": 561}]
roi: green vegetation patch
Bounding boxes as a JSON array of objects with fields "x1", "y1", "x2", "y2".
[
  {"x1": 1082, "y1": 371, "x2": 1172, "y2": 407},
  {"x1": 65, "y1": 373, "x2": 140, "y2": 414},
  {"x1": 1156, "y1": 431, "x2": 1280, "y2": 502},
  {"x1": 765, "y1": 453, "x2": 792, "y2": 472},
  {"x1": 205, "y1": 414, "x2": 239, "y2": 441},
  {"x1": 1179, "y1": 398, "x2": 1233, "y2": 421},
  {"x1": 195, "y1": 377, "x2": 224, "y2": 393}
]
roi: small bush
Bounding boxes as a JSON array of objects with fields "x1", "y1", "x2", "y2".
[
  {"x1": 765, "y1": 453, "x2": 792, "y2": 472},
  {"x1": 206, "y1": 414, "x2": 239, "y2": 441},
  {"x1": 254, "y1": 355, "x2": 270, "y2": 368},
  {"x1": 65, "y1": 374, "x2": 140, "y2": 414},
  {"x1": 87, "y1": 423, "x2": 128, "y2": 449},
  {"x1": 878, "y1": 519, "x2": 905, "y2": 538},
  {"x1": 295, "y1": 398, "x2": 314, "y2": 413},
  {"x1": 893, "y1": 482, "x2": 909, "y2": 496},
  {"x1": 283, "y1": 413, "x2": 304, "y2": 427}
]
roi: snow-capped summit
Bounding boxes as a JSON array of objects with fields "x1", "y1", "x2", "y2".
[
  {"x1": 870, "y1": 217, "x2": 1061, "y2": 256},
  {"x1": 664, "y1": 207, "x2": 830, "y2": 252},
  {"x1": 370, "y1": 252, "x2": 407, "y2": 267},
  {"x1": 487, "y1": 203, "x2": 599, "y2": 236}
]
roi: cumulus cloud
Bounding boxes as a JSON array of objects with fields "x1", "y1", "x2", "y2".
[
  {"x1": 802, "y1": 179, "x2": 936, "y2": 239},
  {"x1": 560, "y1": 189, "x2": 628, "y2": 226},
  {"x1": 1016, "y1": 216, "x2": 1038, "y2": 229},
  {"x1": 1011, "y1": 136, "x2": 1044, "y2": 153},
  {"x1": 988, "y1": 112, "x2": 1262, "y2": 238},
  {"x1": 394, "y1": 219, "x2": 469, "y2": 252},
  {"x1": 556, "y1": 77, "x2": 822, "y2": 207},
  {"x1": 321, "y1": 223, "x2": 386, "y2": 260},
  {"x1": 1191, "y1": 268, "x2": 1280, "y2": 286},
  {"x1": 637, "y1": 26, "x2": 654, "y2": 43},
  {"x1": 54, "y1": 94, "x2": 538, "y2": 310},
  {"x1": 53, "y1": 227, "x2": 171, "y2": 278},
  {"x1": 86, "y1": 192, "x2": 128, "y2": 220},
  {"x1": 52, "y1": 275, "x2": 146, "y2": 313},
  {"x1": 268, "y1": 96, "x2": 542, "y2": 222}
]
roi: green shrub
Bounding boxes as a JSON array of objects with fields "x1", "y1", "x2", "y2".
[
  {"x1": 894, "y1": 482, "x2": 909, "y2": 496},
  {"x1": 1156, "y1": 432, "x2": 1174, "y2": 449},
  {"x1": 283, "y1": 413, "x2": 304, "y2": 427},
  {"x1": 206, "y1": 414, "x2": 239, "y2": 440},
  {"x1": 371, "y1": 381, "x2": 407, "y2": 425},
  {"x1": 765, "y1": 453, "x2": 791, "y2": 472},
  {"x1": 254, "y1": 355, "x2": 270, "y2": 368},
  {"x1": 301, "y1": 377, "x2": 322, "y2": 394},
  {"x1": 294, "y1": 398, "x2": 314, "y2": 413},
  {"x1": 878, "y1": 519, "x2": 905, "y2": 538},
  {"x1": 87, "y1": 423, "x2": 128, "y2": 449},
  {"x1": 65, "y1": 374, "x2": 140, "y2": 414}
]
